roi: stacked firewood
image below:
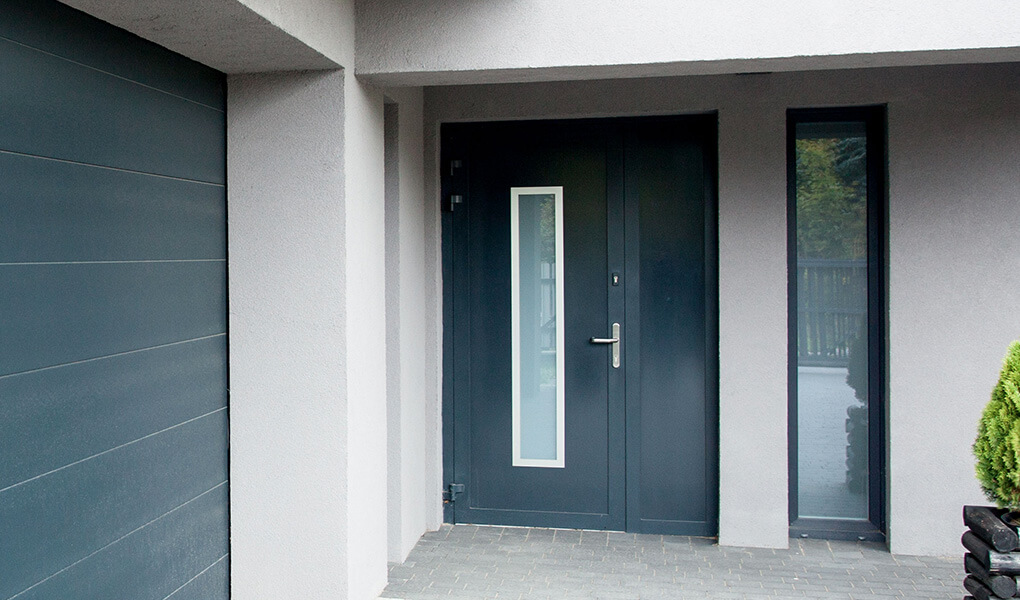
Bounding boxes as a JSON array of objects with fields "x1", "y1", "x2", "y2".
[{"x1": 963, "y1": 505, "x2": 1020, "y2": 599}]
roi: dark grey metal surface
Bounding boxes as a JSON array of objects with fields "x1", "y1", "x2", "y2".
[
  {"x1": 625, "y1": 118, "x2": 717, "y2": 535},
  {"x1": 0, "y1": 262, "x2": 226, "y2": 375},
  {"x1": 444, "y1": 117, "x2": 717, "y2": 534},
  {"x1": 0, "y1": 0, "x2": 224, "y2": 110},
  {"x1": 0, "y1": 337, "x2": 227, "y2": 489},
  {"x1": 0, "y1": 38, "x2": 224, "y2": 183},
  {"x1": 0, "y1": 152, "x2": 226, "y2": 262},
  {"x1": 451, "y1": 120, "x2": 622, "y2": 530},
  {"x1": 14, "y1": 485, "x2": 230, "y2": 600},
  {"x1": 0, "y1": 0, "x2": 228, "y2": 598}
]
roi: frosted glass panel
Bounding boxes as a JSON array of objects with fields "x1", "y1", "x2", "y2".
[{"x1": 511, "y1": 187, "x2": 565, "y2": 468}]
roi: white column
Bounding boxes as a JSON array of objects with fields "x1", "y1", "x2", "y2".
[
  {"x1": 384, "y1": 87, "x2": 432, "y2": 563},
  {"x1": 343, "y1": 75, "x2": 390, "y2": 598},
  {"x1": 227, "y1": 70, "x2": 349, "y2": 599},
  {"x1": 716, "y1": 101, "x2": 790, "y2": 549}
]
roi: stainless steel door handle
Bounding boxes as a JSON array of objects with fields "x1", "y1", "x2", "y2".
[{"x1": 589, "y1": 322, "x2": 621, "y2": 368}]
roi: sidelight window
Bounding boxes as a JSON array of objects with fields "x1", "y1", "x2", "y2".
[{"x1": 788, "y1": 108, "x2": 886, "y2": 540}]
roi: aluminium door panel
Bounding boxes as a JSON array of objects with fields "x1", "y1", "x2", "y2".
[
  {"x1": 0, "y1": 1, "x2": 229, "y2": 598},
  {"x1": 624, "y1": 119, "x2": 718, "y2": 535},
  {"x1": 444, "y1": 116, "x2": 717, "y2": 534},
  {"x1": 448, "y1": 120, "x2": 626, "y2": 530}
]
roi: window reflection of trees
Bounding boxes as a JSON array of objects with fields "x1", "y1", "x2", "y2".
[{"x1": 796, "y1": 135, "x2": 867, "y2": 367}]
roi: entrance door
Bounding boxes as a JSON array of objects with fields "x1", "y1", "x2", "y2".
[{"x1": 442, "y1": 116, "x2": 717, "y2": 535}]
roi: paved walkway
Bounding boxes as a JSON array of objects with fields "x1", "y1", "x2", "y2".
[{"x1": 381, "y1": 525, "x2": 964, "y2": 599}]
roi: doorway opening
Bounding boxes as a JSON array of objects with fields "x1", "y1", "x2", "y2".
[{"x1": 441, "y1": 115, "x2": 718, "y2": 534}]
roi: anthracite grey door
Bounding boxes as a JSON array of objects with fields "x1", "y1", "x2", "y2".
[
  {"x1": 443, "y1": 117, "x2": 718, "y2": 535},
  {"x1": 0, "y1": 1, "x2": 229, "y2": 598}
]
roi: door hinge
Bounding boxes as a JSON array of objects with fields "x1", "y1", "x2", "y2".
[
  {"x1": 443, "y1": 483, "x2": 465, "y2": 503},
  {"x1": 443, "y1": 194, "x2": 465, "y2": 212},
  {"x1": 444, "y1": 158, "x2": 466, "y2": 212}
]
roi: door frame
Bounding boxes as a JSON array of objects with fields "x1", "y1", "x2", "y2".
[
  {"x1": 786, "y1": 105, "x2": 887, "y2": 541},
  {"x1": 441, "y1": 114, "x2": 719, "y2": 533}
]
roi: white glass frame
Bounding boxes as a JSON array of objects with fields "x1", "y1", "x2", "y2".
[{"x1": 510, "y1": 186, "x2": 565, "y2": 468}]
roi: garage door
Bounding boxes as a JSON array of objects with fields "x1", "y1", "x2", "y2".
[{"x1": 0, "y1": 1, "x2": 229, "y2": 599}]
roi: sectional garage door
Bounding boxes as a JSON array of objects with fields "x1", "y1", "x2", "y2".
[{"x1": 0, "y1": 1, "x2": 229, "y2": 599}]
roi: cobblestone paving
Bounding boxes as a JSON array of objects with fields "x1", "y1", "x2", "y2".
[{"x1": 381, "y1": 525, "x2": 964, "y2": 599}]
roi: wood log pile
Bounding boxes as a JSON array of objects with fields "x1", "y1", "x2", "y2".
[{"x1": 963, "y1": 505, "x2": 1020, "y2": 599}]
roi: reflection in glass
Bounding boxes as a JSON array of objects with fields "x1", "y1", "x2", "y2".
[
  {"x1": 795, "y1": 123, "x2": 869, "y2": 520},
  {"x1": 511, "y1": 187, "x2": 565, "y2": 467}
]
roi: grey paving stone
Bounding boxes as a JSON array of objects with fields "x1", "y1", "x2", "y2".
[{"x1": 382, "y1": 524, "x2": 965, "y2": 599}]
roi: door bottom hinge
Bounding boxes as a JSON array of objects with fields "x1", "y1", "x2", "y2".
[{"x1": 443, "y1": 483, "x2": 465, "y2": 503}]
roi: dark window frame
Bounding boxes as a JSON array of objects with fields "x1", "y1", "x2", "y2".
[{"x1": 787, "y1": 106, "x2": 887, "y2": 542}]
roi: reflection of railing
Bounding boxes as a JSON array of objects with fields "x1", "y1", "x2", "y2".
[
  {"x1": 797, "y1": 258, "x2": 866, "y2": 368},
  {"x1": 540, "y1": 262, "x2": 556, "y2": 352}
]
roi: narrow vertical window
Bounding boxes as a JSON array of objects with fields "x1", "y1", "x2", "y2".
[
  {"x1": 511, "y1": 186, "x2": 565, "y2": 467},
  {"x1": 789, "y1": 108, "x2": 885, "y2": 539}
]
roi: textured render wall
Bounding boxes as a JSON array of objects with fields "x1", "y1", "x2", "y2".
[
  {"x1": 236, "y1": 0, "x2": 354, "y2": 65},
  {"x1": 716, "y1": 94, "x2": 789, "y2": 549},
  {"x1": 383, "y1": 87, "x2": 433, "y2": 563},
  {"x1": 228, "y1": 71, "x2": 348, "y2": 599},
  {"x1": 358, "y1": 0, "x2": 1020, "y2": 85},
  {"x1": 424, "y1": 62, "x2": 1020, "y2": 554},
  {"x1": 385, "y1": 101, "x2": 403, "y2": 563},
  {"x1": 59, "y1": 0, "x2": 351, "y2": 72},
  {"x1": 397, "y1": 87, "x2": 433, "y2": 559},
  {"x1": 886, "y1": 68, "x2": 1020, "y2": 555},
  {"x1": 344, "y1": 75, "x2": 390, "y2": 599}
]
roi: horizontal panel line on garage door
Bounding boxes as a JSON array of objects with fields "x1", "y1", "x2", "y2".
[
  {"x1": 0, "y1": 407, "x2": 227, "y2": 495},
  {"x1": 0, "y1": 333, "x2": 226, "y2": 383},
  {"x1": 7, "y1": 481, "x2": 228, "y2": 600},
  {"x1": 159, "y1": 553, "x2": 229, "y2": 600},
  {"x1": 0, "y1": 35, "x2": 225, "y2": 113},
  {"x1": 0, "y1": 260, "x2": 225, "y2": 266},
  {"x1": 0, "y1": 150, "x2": 225, "y2": 187},
  {"x1": 0, "y1": 261, "x2": 226, "y2": 376}
]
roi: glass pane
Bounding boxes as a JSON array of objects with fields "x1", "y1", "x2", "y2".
[
  {"x1": 511, "y1": 187, "x2": 565, "y2": 467},
  {"x1": 795, "y1": 123, "x2": 869, "y2": 520}
]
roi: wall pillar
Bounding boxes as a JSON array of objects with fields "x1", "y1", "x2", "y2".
[
  {"x1": 383, "y1": 87, "x2": 432, "y2": 564},
  {"x1": 227, "y1": 70, "x2": 350, "y2": 599},
  {"x1": 343, "y1": 75, "x2": 389, "y2": 598},
  {"x1": 716, "y1": 99, "x2": 790, "y2": 549}
]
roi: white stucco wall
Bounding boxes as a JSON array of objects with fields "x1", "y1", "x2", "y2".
[
  {"x1": 886, "y1": 68, "x2": 1020, "y2": 555},
  {"x1": 716, "y1": 97, "x2": 789, "y2": 548},
  {"x1": 424, "y1": 61, "x2": 1020, "y2": 555},
  {"x1": 394, "y1": 90, "x2": 434, "y2": 555},
  {"x1": 235, "y1": 0, "x2": 354, "y2": 66},
  {"x1": 357, "y1": 0, "x2": 1019, "y2": 85},
  {"x1": 384, "y1": 86, "x2": 434, "y2": 563},
  {"x1": 344, "y1": 75, "x2": 390, "y2": 599},
  {"x1": 228, "y1": 70, "x2": 349, "y2": 599},
  {"x1": 228, "y1": 69, "x2": 391, "y2": 600},
  {"x1": 60, "y1": 0, "x2": 352, "y2": 72}
]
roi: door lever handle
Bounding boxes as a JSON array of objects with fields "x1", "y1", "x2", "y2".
[{"x1": 589, "y1": 323, "x2": 621, "y2": 368}]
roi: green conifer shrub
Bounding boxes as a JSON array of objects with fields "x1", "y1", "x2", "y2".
[{"x1": 974, "y1": 341, "x2": 1020, "y2": 508}]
